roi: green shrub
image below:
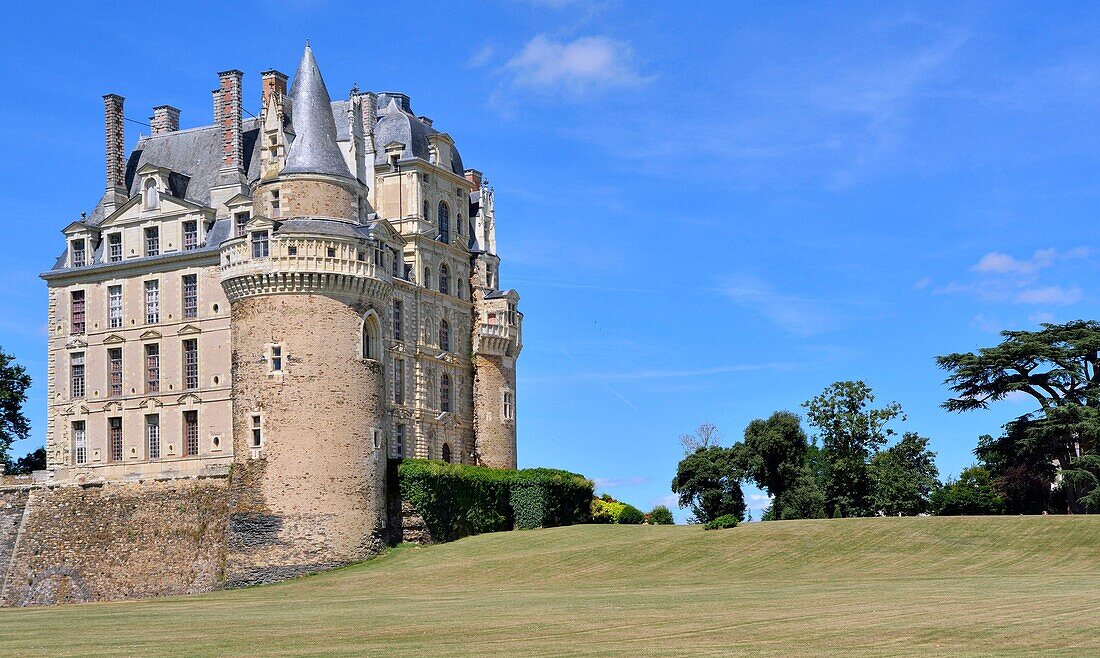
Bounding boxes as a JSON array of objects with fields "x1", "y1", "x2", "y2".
[
  {"x1": 396, "y1": 459, "x2": 592, "y2": 541},
  {"x1": 617, "y1": 504, "x2": 645, "y2": 525},
  {"x1": 704, "y1": 514, "x2": 739, "y2": 530},
  {"x1": 590, "y1": 498, "x2": 624, "y2": 523},
  {"x1": 648, "y1": 505, "x2": 675, "y2": 525}
]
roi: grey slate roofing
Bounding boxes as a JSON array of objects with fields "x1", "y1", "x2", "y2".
[
  {"x1": 45, "y1": 219, "x2": 230, "y2": 278},
  {"x1": 274, "y1": 218, "x2": 376, "y2": 240},
  {"x1": 281, "y1": 45, "x2": 353, "y2": 179}
]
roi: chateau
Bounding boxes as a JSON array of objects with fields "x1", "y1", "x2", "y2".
[{"x1": 0, "y1": 45, "x2": 523, "y2": 601}]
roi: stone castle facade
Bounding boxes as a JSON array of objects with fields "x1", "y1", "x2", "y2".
[{"x1": 7, "y1": 45, "x2": 523, "y2": 594}]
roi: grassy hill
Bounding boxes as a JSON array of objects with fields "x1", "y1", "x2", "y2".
[{"x1": 1, "y1": 516, "x2": 1098, "y2": 656}]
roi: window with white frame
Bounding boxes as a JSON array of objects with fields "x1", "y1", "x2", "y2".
[
  {"x1": 146, "y1": 414, "x2": 160, "y2": 459},
  {"x1": 70, "y1": 352, "x2": 85, "y2": 398},
  {"x1": 439, "y1": 264, "x2": 450, "y2": 295},
  {"x1": 507, "y1": 303, "x2": 518, "y2": 326},
  {"x1": 183, "y1": 339, "x2": 199, "y2": 390},
  {"x1": 71, "y1": 239, "x2": 86, "y2": 267},
  {"x1": 145, "y1": 280, "x2": 159, "y2": 324},
  {"x1": 251, "y1": 414, "x2": 263, "y2": 447},
  {"x1": 145, "y1": 226, "x2": 160, "y2": 257},
  {"x1": 108, "y1": 233, "x2": 122, "y2": 262},
  {"x1": 270, "y1": 344, "x2": 283, "y2": 373},
  {"x1": 108, "y1": 285, "x2": 123, "y2": 328},
  {"x1": 183, "y1": 220, "x2": 199, "y2": 251},
  {"x1": 251, "y1": 231, "x2": 269, "y2": 258},
  {"x1": 72, "y1": 421, "x2": 86, "y2": 465},
  {"x1": 182, "y1": 274, "x2": 198, "y2": 319},
  {"x1": 503, "y1": 391, "x2": 514, "y2": 421},
  {"x1": 234, "y1": 211, "x2": 250, "y2": 238}
]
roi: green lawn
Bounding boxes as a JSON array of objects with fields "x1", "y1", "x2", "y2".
[{"x1": 1, "y1": 516, "x2": 1097, "y2": 656}]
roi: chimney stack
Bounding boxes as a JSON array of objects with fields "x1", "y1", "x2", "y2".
[
  {"x1": 149, "y1": 105, "x2": 180, "y2": 135},
  {"x1": 261, "y1": 69, "x2": 288, "y2": 112},
  {"x1": 464, "y1": 169, "x2": 483, "y2": 189},
  {"x1": 215, "y1": 69, "x2": 244, "y2": 173},
  {"x1": 103, "y1": 94, "x2": 127, "y2": 214}
]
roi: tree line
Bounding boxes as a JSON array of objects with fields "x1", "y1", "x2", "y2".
[{"x1": 672, "y1": 320, "x2": 1100, "y2": 522}]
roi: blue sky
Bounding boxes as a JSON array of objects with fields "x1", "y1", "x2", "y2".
[{"x1": 2, "y1": 2, "x2": 1099, "y2": 521}]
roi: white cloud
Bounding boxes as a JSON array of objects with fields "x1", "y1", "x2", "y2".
[
  {"x1": 503, "y1": 35, "x2": 649, "y2": 97},
  {"x1": 971, "y1": 247, "x2": 1088, "y2": 274},
  {"x1": 721, "y1": 277, "x2": 842, "y2": 337},
  {"x1": 649, "y1": 493, "x2": 680, "y2": 510},
  {"x1": 913, "y1": 277, "x2": 932, "y2": 290},
  {"x1": 467, "y1": 44, "x2": 496, "y2": 69},
  {"x1": 1016, "y1": 285, "x2": 1082, "y2": 305}
]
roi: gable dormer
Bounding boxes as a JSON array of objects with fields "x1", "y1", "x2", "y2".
[
  {"x1": 426, "y1": 132, "x2": 454, "y2": 173},
  {"x1": 136, "y1": 163, "x2": 171, "y2": 212}
]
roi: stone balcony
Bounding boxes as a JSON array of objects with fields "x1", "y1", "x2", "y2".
[
  {"x1": 475, "y1": 320, "x2": 522, "y2": 357},
  {"x1": 219, "y1": 234, "x2": 393, "y2": 301}
]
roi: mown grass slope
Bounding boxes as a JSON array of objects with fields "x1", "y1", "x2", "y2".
[{"x1": 1, "y1": 516, "x2": 1098, "y2": 657}]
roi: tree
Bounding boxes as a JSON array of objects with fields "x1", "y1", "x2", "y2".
[
  {"x1": 868, "y1": 433, "x2": 940, "y2": 515},
  {"x1": 803, "y1": 381, "x2": 904, "y2": 517},
  {"x1": 740, "y1": 411, "x2": 809, "y2": 519},
  {"x1": 930, "y1": 465, "x2": 1003, "y2": 515},
  {"x1": 1062, "y1": 452, "x2": 1100, "y2": 513},
  {"x1": 937, "y1": 321, "x2": 1100, "y2": 512},
  {"x1": 671, "y1": 446, "x2": 746, "y2": 524},
  {"x1": 775, "y1": 467, "x2": 828, "y2": 520},
  {"x1": 6, "y1": 447, "x2": 45, "y2": 475},
  {"x1": 648, "y1": 505, "x2": 675, "y2": 525},
  {"x1": 0, "y1": 347, "x2": 32, "y2": 467},
  {"x1": 679, "y1": 422, "x2": 723, "y2": 454}
]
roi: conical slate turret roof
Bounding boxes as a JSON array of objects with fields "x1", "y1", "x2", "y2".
[{"x1": 282, "y1": 44, "x2": 353, "y2": 179}]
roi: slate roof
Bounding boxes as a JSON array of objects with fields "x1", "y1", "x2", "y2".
[{"x1": 281, "y1": 45, "x2": 353, "y2": 179}]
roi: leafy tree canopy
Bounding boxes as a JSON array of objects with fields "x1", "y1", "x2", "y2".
[
  {"x1": 671, "y1": 446, "x2": 746, "y2": 524},
  {"x1": 740, "y1": 411, "x2": 808, "y2": 519},
  {"x1": 0, "y1": 347, "x2": 31, "y2": 466},
  {"x1": 868, "y1": 433, "x2": 940, "y2": 516}
]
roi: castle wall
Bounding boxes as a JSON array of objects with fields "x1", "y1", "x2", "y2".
[
  {"x1": 0, "y1": 489, "x2": 30, "y2": 596},
  {"x1": 258, "y1": 177, "x2": 358, "y2": 219},
  {"x1": 0, "y1": 479, "x2": 228, "y2": 607},
  {"x1": 225, "y1": 293, "x2": 387, "y2": 586},
  {"x1": 473, "y1": 353, "x2": 517, "y2": 469}
]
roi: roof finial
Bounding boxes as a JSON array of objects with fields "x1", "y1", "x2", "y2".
[{"x1": 305, "y1": 38, "x2": 311, "y2": 48}]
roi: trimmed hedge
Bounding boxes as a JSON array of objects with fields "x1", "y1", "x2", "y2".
[
  {"x1": 617, "y1": 504, "x2": 645, "y2": 525},
  {"x1": 395, "y1": 459, "x2": 593, "y2": 541}
]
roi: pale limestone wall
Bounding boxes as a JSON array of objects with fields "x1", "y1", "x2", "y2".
[
  {"x1": 45, "y1": 257, "x2": 233, "y2": 478},
  {"x1": 0, "y1": 479, "x2": 228, "y2": 606},
  {"x1": 225, "y1": 293, "x2": 387, "y2": 586}
]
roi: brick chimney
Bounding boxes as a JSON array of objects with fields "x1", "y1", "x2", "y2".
[
  {"x1": 215, "y1": 69, "x2": 244, "y2": 174},
  {"x1": 103, "y1": 94, "x2": 127, "y2": 215},
  {"x1": 261, "y1": 69, "x2": 288, "y2": 112},
  {"x1": 464, "y1": 169, "x2": 483, "y2": 189},
  {"x1": 149, "y1": 105, "x2": 180, "y2": 135}
]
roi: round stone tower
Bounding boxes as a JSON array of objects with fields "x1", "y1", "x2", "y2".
[{"x1": 221, "y1": 45, "x2": 393, "y2": 585}]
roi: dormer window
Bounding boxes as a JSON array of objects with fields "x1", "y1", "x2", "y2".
[
  {"x1": 251, "y1": 231, "x2": 270, "y2": 258},
  {"x1": 142, "y1": 178, "x2": 159, "y2": 210},
  {"x1": 183, "y1": 220, "x2": 198, "y2": 251},
  {"x1": 108, "y1": 233, "x2": 122, "y2": 262},
  {"x1": 145, "y1": 226, "x2": 160, "y2": 257},
  {"x1": 70, "y1": 239, "x2": 86, "y2": 268},
  {"x1": 234, "y1": 211, "x2": 250, "y2": 238}
]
